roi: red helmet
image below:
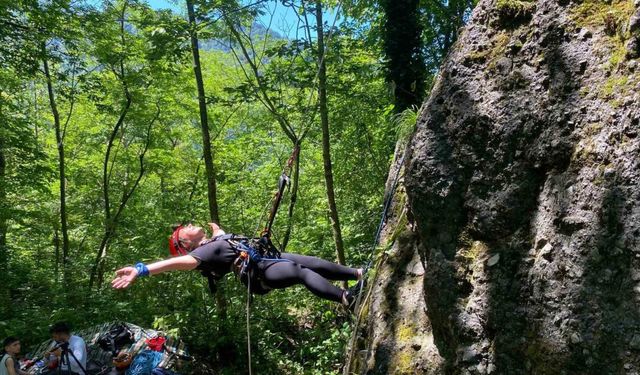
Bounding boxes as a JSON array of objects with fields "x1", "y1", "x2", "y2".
[{"x1": 168, "y1": 225, "x2": 189, "y2": 256}]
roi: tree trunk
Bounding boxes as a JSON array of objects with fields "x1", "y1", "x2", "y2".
[
  {"x1": 90, "y1": 101, "x2": 158, "y2": 289},
  {"x1": 89, "y1": 93, "x2": 131, "y2": 289},
  {"x1": 53, "y1": 226, "x2": 60, "y2": 281},
  {"x1": 42, "y1": 44, "x2": 70, "y2": 277},
  {"x1": 187, "y1": 0, "x2": 227, "y2": 324},
  {"x1": 380, "y1": 0, "x2": 426, "y2": 112},
  {"x1": 0, "y1": 137, "x2": 6, "y2": 273},
  {"x1": 187, "y1": 0, "x2": 220, "y2": 224},
  {"x1": 0, "y1": 137, "x2": 8, "y2": 317},
  {"x1": 90, "y1": 1, "x2": 134, "y2": 289},
  {"x1": 315, "y1": 2, "x2": 346, "y2": 271}
]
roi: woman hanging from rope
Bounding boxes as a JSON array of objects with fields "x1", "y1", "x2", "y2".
[{"x1": 111, "y1": 223, "x2": 364, "y2": 308}]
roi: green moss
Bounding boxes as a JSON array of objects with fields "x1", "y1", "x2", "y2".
[
  {"x1": 594, "y1": 164, "x2": 607, "y2": 185},
  {"x1": 468, "y1": 241, "x2": 489, "y2": 261},
  {"x1": 572, "y1": 138, "x2": 596, "y2": 163},
  {"x1": 379, "y1": 188, "x2": 408, "y2": 250},
  {"x1": 457, "y1": 226, "x2": 473, "y2": 249},
  {"x1": 358, "y1": 300, "x2": 370, "y2": 321},
  {"x1": 579, "y1": 86, "x2": 590, "y2": 98},
  {"x1": 384, "y1": 322, "x2": 418, "y2": 373},
  {"x1": 571, "y1": 0, "x2": 634, "y2": 37},
  {"x1": 601, "y1": 75, "x2": 629, "y2": 99},
  {"x1": 465, "y1": 31, "x2": 511, "y2": 67},
  {"x1": 496, "y1": 0, "x2": 536, "y2": 18},
  {"x1": 466, "y1": 49, "x2": 491, "y2": 64},
  {"x1": 572, "y1": 123, "x2": 607, "y2": 162},
  {"x1": 396, "y1": 322, "x2": 416, "y2": 343},
  {"x1": 388, "y1": 212, "x2": 409, "y2": 245},
  {"x1": 588, "y1": 27, "x2": 639, "y2": 102},
  {"x1": 455, "y1": 226, "x2": 488, "y2": 277},
  {"x1": 608, "y1": 39, "x2": 627, "y2": 69},
  {"x1": 585, "y1": 122, "x2": 604, "y2": 136},
  {"x1": 393, "y1": 351, "x2": 414, "y2": 374},
  {"x1": 487, "y1": 32, "x2": 512, "y2": 69}
]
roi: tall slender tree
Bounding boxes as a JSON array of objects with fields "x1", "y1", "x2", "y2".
[
  {"x1": 186, "y1": 0, "x2": 229, "y2": 325},
  {"x1": 89, "y1": 1, "x2": 159, "y2": 288},
  {"x1": 314, "y1": 1, "x2": 346, "y2": 272},
  {"x1": 42, "y1": 43, "x2": 70, "y2": 279},
  {"x1": 186, "y1": 0, "x2": 220, "y2": 224}
]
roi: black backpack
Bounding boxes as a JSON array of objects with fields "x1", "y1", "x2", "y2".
[{"x1": 97, "y1": 323, "x2": 134, "y2": 357}]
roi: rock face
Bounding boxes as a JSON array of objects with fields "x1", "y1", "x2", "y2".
[{"x1": 351, "y1": 0, "x2": 640, "y2": 374}]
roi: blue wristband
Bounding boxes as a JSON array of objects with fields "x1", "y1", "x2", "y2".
[{"x1": 134, "y1": 262, "x2": 150, "y2": 277}]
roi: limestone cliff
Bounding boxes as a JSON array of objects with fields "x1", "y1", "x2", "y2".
[{"x1": 349, "y1": 0, "x2": 640, "y2": 373}]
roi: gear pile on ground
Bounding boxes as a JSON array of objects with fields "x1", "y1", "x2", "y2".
[{"x1": 28, "y1": 322, "x2": 191, "y2": 375}]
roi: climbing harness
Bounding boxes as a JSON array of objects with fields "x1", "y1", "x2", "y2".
[
  {"x1": 227, "y1": 235, "x2": 291, "y2": 295},
  {"x1": 214, "y1": 145, "x2": 300, "y2": 295}
]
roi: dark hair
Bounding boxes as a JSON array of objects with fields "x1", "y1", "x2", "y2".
[
  {"x1": 2, "y1": 336, "x2": 19, "y2": 354},
  {"x1": 49, "y1": 322, "x2": 71, "y2": 335}
]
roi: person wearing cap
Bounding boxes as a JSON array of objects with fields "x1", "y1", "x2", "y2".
[{"x1": 111, "y1": 223, "x2": 364, "y2": 307}]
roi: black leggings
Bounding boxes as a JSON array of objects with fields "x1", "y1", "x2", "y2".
[{"x1": 259, "y1": 253, "x2": 359, "y2": 302}]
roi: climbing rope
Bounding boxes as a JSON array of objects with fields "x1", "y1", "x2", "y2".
[
  {"x1": 367, "y1": 151, "x2": 406, "y2": 271},
  {"x1": 343, "y1": 151, "x2": 407, "y2": 375},
  {"x1": 241, "y1": 103, "x2": 305, "y2": 375},
  {"x1": 247, "y1": 274, "x2": 252, "y2": 375}
]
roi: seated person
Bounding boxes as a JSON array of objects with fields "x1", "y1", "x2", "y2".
[
  {"x1": 1, "y1": 337, "x2": 27, "y2": 375},
  {"x1": 43, "y1": 322, "x2": 86, "y2": 375}
]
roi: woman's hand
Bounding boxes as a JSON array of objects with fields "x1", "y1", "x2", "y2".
[
  {"x1": 111, "y1": 266, "x2": 139, "y2": 289},
  {"x1": 208, "y1": 222, "x2": 225, "y2": 236}
]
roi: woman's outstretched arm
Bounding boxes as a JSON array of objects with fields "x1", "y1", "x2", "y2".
[{"x1": 111, "y1": 255, "x2": 199, "y2": 289}]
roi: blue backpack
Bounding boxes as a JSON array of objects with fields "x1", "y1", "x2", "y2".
[{"x1": 126, "y1": 350, "x2": 163, "y2": 375}]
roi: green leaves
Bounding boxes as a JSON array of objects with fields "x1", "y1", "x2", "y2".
[{"x1": 0, "y1": 0, "x2": 423, "y2": 372}]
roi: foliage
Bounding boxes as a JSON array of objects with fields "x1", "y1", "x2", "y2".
[{"x1": 0, "y1": 0, "x2": 468, "y2": 373}]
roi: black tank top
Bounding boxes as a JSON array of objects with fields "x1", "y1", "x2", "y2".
[{"x1": 189, "y1": 239, "x2": 238, "y2": 277}]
